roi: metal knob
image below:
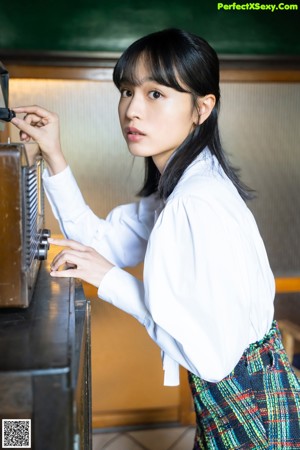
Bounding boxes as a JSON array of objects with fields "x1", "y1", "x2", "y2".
[
  {"x1": 41, "y1": 229, "x2": 51, "y2": 238},
  {"x1": 35, "y1": 243, "x2": 48, "y2": 260}
]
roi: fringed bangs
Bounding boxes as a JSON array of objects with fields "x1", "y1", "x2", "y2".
[{"x1": 113, "y1": 38, "x2": 189, "y2": 93}]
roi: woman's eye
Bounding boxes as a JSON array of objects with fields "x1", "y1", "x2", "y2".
[
  {"x1": 149, "y1": 90, "x2": 162, "y2": 99},
  {"x1": 120, "y1": 89, "x2": 132, "y2": 98}
]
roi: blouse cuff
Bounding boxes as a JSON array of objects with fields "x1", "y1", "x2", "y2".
[{"x1": 162, "y1": 352, "x2": 180, "y2": 386}]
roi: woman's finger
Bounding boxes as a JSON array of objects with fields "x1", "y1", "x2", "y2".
[
  {"x1": 12, "y1": 105, "x2": 55, "y2": 120},
  {"x1": 11, "y1": 106, "x2": 59, "y2": 140},
  {"x1": 11, "y1": 116, "x2": 43, "y2": 141},
  {"x1": 20, "y1": 132, "x2": 31, "y2": 142},
  {"x1": 48, "y1": 243, "x2": 114, "y2": 288},
  {"x1": 23, "y1": 113, "x2": 47, "y2": 126},
  {"x1": 48, "y1": 238, "x2": 88, "y2": 252},
  {"x1": 50, "y1": 249, "x2": 86, "y2": 271},
  {"x1": 50, "y1": 268, "x2": 79, "y2": 278}
]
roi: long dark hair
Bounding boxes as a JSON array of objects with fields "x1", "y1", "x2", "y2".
[{"x1": 113, "y1": 28, "x2": 252, "y2": 201}]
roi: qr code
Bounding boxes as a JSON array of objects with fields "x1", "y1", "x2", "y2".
[{"x1": 2, "y1": 419, "x2": 31, "y2": 448}]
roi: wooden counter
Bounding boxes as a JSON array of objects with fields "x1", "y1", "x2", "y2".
[{"x1": 0, "y1": 256, "x2": 92, "y2": 450}]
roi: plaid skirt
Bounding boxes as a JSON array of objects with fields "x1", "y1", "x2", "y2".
[{"x1": 188, "y1": 321, "x2": 300, "y2": 449}]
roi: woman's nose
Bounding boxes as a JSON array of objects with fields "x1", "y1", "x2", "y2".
[{"x1": 125, "y1": 94, "x2": 143, "y2": 119}]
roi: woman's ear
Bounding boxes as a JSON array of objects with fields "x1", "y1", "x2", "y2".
[{"x1": 193, "y1": 94, "x2": 216, "y2": 125}]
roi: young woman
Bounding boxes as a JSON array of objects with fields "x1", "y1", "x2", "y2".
[{"x1": 12, "y1": 28, "x2": 300, "y2": 449}]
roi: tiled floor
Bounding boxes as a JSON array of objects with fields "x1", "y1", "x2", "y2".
[{"x1": 93, "y1": 425, "x2": 196, "y2": 450}]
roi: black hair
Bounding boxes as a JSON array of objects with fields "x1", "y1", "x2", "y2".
[{"x1": 113, "y1": 28, "x2": 253, "y2": 201}]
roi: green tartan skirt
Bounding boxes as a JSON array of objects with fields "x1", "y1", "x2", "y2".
[{"x1": 188, "y1": 321, "x2": 300, "y2": 449}]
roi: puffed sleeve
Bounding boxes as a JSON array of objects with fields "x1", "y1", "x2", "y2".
[
  {"x1": 43, "y1": 166, "x2": 160, "y2": 267},
  {"x1": 142, "y1": 192, "x2": 274, "y2": 383}
]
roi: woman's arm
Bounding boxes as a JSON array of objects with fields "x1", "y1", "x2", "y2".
[
  {"x1": 44, "y1": 166, "x2": 159, "y2": 267},
  {"x1": 12, "y1": 105, "x2": 160, "y2": 267}
]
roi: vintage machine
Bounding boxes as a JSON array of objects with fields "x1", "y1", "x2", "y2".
[
  {"x1": 0, "y1": 143, "x2": 51, "y2": 308},
  {"x1": 0, "y1": 62, "x2": 50, "y2": 308}
]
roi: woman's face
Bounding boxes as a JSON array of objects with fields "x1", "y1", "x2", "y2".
[{"x1": 118, "y1": 60, "x2": 199, "y2": 173}]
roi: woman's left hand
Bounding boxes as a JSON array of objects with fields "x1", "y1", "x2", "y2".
[{"x1": 48, "y1": 238, "x2": 114, "y2": 288}]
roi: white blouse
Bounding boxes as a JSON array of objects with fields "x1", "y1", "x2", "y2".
[{"x1": 43, "y1": 149, "x2": 275, "y2": 386}]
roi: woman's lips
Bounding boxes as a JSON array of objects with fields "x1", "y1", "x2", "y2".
[{"x1": 125, "y1": 127, "x2": 146, "y2": 142}]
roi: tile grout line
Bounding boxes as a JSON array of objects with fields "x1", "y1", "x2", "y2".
[
  {"x1": 99, "y1": 431, "x2": 150, "y2": 450},
  {"x1": 166, "y1": 426, "x2": 196, "y2": 450},
  {"x1": 125, "y1": 432, "x2": 151, "y2": 450},
  {"x1": 99, "y1": 432, "x2": 124, "y2": 450}
]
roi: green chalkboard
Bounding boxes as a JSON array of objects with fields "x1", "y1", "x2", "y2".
[{"x1": 0, "y1": 0, "x2": 299, "y2": 55}]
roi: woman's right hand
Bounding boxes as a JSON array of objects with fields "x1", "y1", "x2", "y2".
[{"x1": 11, "y1": 105, "x2": 67, "y2": 175}]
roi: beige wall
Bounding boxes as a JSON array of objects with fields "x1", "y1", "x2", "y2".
[{"x1": 219, "y1": 83, "x2": 300, "y2": 276}]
